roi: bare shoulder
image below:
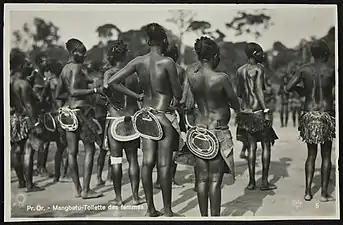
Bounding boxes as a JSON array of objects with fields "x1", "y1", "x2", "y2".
[
  {"x1": 236, "y1": 64, "x2": 246, "y2": 76},
  {"x1": 161, "y1": 56, "x2": 175, "y2": 66}
]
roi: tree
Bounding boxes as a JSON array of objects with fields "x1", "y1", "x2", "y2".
[
  {"x1": 225, "y1": 10, "x2": 273, "y2": 40},
  {"x1": 166, "y1": 9, "x2": 197, "y2": 65},
  {"x1": 96, "y1": 24, "x2": 122, "y2": 45}
]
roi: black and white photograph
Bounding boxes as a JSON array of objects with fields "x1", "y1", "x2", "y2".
[{"x1": 3, "y1": 3, "x2": 339, "y2": 221}]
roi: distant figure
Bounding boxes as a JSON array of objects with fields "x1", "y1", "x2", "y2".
[
  {"x1": 289, "y1": 92, "x2": 303, "y2": 127},
  {"x1": 286, "y1": 40, "x2": 335, "y2": 202},
  {"x1": 278, "y1": 75, "x2": 290, "y2": 127}
]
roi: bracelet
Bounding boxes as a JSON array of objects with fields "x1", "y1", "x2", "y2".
[
  {"x1": 263, "y1": 108, "x2": 270, "y2": 113},
  {"x1": 94, "y1": 88, "x2": 97, "y2": 93}
]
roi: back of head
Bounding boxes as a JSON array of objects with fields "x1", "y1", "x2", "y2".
[
  {"x1": 164, "y1": 45, "x2": 179, "y2": 62},
  {"x1": 107, "y1": 40, "x2": 128, "y2": 62},
  {"x1": 145, "y1": 23, "x2": 168, "y2": 46},
  {"x1": 10, "y1": 49, "x2": 26, "y2": 71},
  {"x1": 194, "y1": 36, "x2": 219, "y2": 62},
  {"x1": 66, "y1": 38, "x2": 85, "y2": 53},
  {"x1": 245, "y1": 42, "x2": 265, "y2": 63},
  {"x1": 310, "y1": 39, "x2": 329, "y2": 61}
]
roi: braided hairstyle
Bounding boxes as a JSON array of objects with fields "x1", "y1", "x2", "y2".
[
  {"x1": 245, "y1": 42, "x2": 265, "y2": 63},
  {"x1": 310, "y1": 39, "x2": 329, "y2": 61},
  {"x1": 66, "y1": 38, "x2": 86, "y2": 63},
  {"x1": 107, "y1": 40, "x2": 128, "y2": 63},
  {"x1": 145, "y1": 23, "x2": 169, "y2": 53},
  {"x1": 194, "y1": 36, "x2": 220, "y2": 68}
]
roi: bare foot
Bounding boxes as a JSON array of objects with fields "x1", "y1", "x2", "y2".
[
  {"x1": 132, "y1": 197, "x2": 146, "y2": 206},
  {"x1": 60, "y1": 176, "x2": 72, "y2": 183},
  {"x1": 172, "y1": 182, "x2": 184, "y2": 189},
  {"x1": 304, "y1": 193, "x2": 313, "y2": 201},
  {"x1": 18, "y1": 181, "x2": 26, "y2": 189},
  {"x1": 81, "y1": 189, "x2": 103, "y2": 199},
  {"x1": 40, "y1": 169, "x2": 54, "y2": 178},
  {"x1": 26, "y1": 185, "x2": 45, "y2": 193},
  {"x1": 108, "y1": 198, "x2": 123, "y2": 206},
  {"x1": 163, "y1": 209, "x2": 178, "y2": 217},
  {"x1": 320, "y1": 195, "x2": 335, "y2": 202},
  {"x1": 145, "y1": 210, "x2": 163, "y2": 217},
  {"x1": 96, "y1": 179, "x2": 106, "y2": 187},
  {"x1": 247, "y1": 182, "x2": 256, "y2": 190},
  {"x1": 260, "y1": 183, "x2": 277, "y2": 191}
]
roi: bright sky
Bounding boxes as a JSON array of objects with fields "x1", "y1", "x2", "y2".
[{"x1": 6, "y1": 4, "x2": 336, "y2": 51}]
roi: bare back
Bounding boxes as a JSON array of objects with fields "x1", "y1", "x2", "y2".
[
  {"x1": 135, "y1": 53, "x2": 178, "y2": 111},
  {"x1": 288, "y1": 62, "x2": 334, "y2": 112},
  {"x1": 60, "y1": 62, "x2": 90, "y2": 108},
  {"x1": 187, "y1": 67, "x2": 236, "y2": 129},
  {"x1": 237, "y1": 63, "x2": 266, "y2": 112}
]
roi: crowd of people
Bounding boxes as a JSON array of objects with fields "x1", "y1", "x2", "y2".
[{"x1": 10, "y1": 22, "x2": 336, "y2": 217}]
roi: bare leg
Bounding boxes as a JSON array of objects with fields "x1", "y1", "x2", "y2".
[
  {"x1": 53, "y1": 141, "x2": 66, "y2": 182},
  {"x1": 209, "y1": 156, "x2": 225, "y2": 216},
  {"x1": 292, "y1": 108, "x2": 297, "y2": 127},
  {"x1": 280, "y1": 105, "x2": 284, "y2": 127},
  {"x1": 81, "y1": 141, "x2": 103, "y2": 199},
  {"x1": 193, "y1": 166, "x2": 198, "y2": 192},
  {"x1": 11, "y1": 141, "x2": 26, "y2": 188},
  {"x1": 96, "y1": 149, "x2": 107, "y2": 187},
  {"x1": 124, "y1": 140, "x2": 145, "y2": 205},
  {"x1": 106, "y1": 157, "x2": 112, "y2": 183},
  {"x1": 108, "y1": 133, "x2": 123, "y2": 206},
  {"x1": 195, "y1": 157, "x2": 209, "y2": 216},
  {"x1": 141, "y1": 138, "x2": 162, "y2": 217},
  {"x1": 320, "y1": 141, "x2": 334, "y2": 202},
  {"x1": 24, "y1": 139, "x2": 44, "y2": 192},
  {"x1": 285, "y1": 105, "x2": 289, "y2": 127},
  {"x1": 157, "y1": 117, "x2": 178, "y2": 217},
  {"x1": 66, "y1": 131, "x2": 82, "y2": 197},
  {"x1": 260, "y1": 142, "x2": 277, "y2": 191},
  {"x1": 240, "y1": 142, "x2": 248, "y2": 159},
  {"x1": 247, "y1": 134, "x2": 257, "y2": 190},
  {"x1": 304, "y1": 143, "x2": 318, "y2": 201}
]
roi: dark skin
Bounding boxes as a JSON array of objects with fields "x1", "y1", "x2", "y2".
[
  {"x1": 103, "y1": 59, "x2": 144, "y2": 206},
  {"x1": 239, "y1": 81, "x2": 276, "y2": 159},
  {"x1": 289, "y1": 92, "x2": 302, "y2": 127},
  {"x1": 106, "y1": 44, "x2": 182, "y2": 217},
  {"x1": 11, "y1": 65, "x2": 45, "y2": 193},
  {"x1": 58, "y1": 44, "x2": 104, "y2": 199},
  {"x1": 154, "y1": 59, "x2": 186, "y2": 189},
  {"x1": 286, "y1": 58, "x2": 335, "y2": 202},
  {"x1": 28, "y1": 59, "x2": 51, "y2": 176},
  {"x1": 236, "y1": 58, "x2": 276, "y2": 191},
  {"x1": 184, "y1": 53, "x2": 240, "y2": 216},
  {"x1": 90, "y1": 71, "x2": 112, "y2": 186},
  {"x1": 279, "y1": 76, "x2": 290, "y2": 127}
]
